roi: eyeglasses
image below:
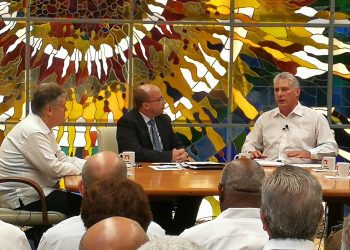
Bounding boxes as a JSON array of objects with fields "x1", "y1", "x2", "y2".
[{"x1": 144, "y1": 96, "x2": 164, "y2": 103}]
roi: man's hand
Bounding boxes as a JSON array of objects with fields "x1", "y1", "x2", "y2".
[
  {"x1": 249, "y1": 150, "x2": 267, "y2": 159},
  {"x1": 285, "y1": 150, "x2": 311, "y2": 159},
  {"x1": 172, "y1": 148, "x2": 188, "y2": 162}
]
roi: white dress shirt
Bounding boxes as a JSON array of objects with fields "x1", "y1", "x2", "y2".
[
  {"x1": 242, "y1": 102, "x2": 338, "y2": 163},
  {"x1": 180, "y1": 208, "x2": 269, "y2": 250},
  {"x1": 38, "y1": 215, "x2": 165, "y2": 250},
  {"x1": 0, "y1": 220, "x2": 31, "y2": 250},
  {"x1": 0, "y1": 113, "x2": 85, "y2": 208},
  {"x1": 263, "y1": 238, "x2": 314, "y2": 250}
]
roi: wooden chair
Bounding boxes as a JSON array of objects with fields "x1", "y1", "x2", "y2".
[{"x1": 0, "y1": 177, "x2": 66, "y2": 226}]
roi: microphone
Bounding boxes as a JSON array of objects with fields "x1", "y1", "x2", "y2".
[{"x1": 282, "y1": 124, "x2": 289, "y2": 132}]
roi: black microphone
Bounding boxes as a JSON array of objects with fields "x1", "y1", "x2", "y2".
[{"x1": 282, "y1": 124, "x2": 289, "y2": 131}]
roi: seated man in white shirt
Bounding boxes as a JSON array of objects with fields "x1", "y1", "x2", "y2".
[
  {"x1": 261, "y1": 165, "x2": 324, "y2": 250},
  {"x1": 0, "y1": 220, "x2": 31, "y2": 250},
  {"x1": 0, "y1": 82, "x2": 86, "y2": 246},
  {"x1": 180, "y1": 158, "x2": 269, "y2": 250},
  {"x1": 241, "y1": 72, "x2": 338, "y2": 163},
  {"x1": 38, "y1": 151, "x2": 164, "y2": 250},
  {"x1": 0, "y1": 82, "x2": 86, "y2": 214}
]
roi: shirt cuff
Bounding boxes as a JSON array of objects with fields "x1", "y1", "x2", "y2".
[{"x1": 308, "y1": 149, "x2": 319, "y2": 160}]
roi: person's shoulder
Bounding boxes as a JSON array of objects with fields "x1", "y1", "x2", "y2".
[
  {"x1": 118, "y1": 109, "x2": 139, "y2": 122},
  {"x1": 180, "y1": 219, "x2": 215, "y2": 238}
]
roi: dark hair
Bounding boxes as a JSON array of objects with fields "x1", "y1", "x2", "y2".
[
  {"x1": 81, "y1": 178, "x2": 152, "y2": 231},
  {"x1": 31, "y1": 82, "x2": 66, "y2": 115}
]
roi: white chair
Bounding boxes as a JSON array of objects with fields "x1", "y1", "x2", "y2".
[
  {"x1": 0, "y1": 177, "x2": 66, "y2": 226},
  {"x1": 97, "y1": 127, "x2": 118, "y2": 153}
]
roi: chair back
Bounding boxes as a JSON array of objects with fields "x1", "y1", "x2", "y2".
[
  {"x1": 0, "y1": 177, "x2": 66, "y2": 226},
  {"x1": 97, "y1": 127, "x2": 118, "y2": 153}
]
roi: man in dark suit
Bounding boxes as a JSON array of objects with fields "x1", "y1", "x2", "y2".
[
  {"x1": 117, "y1": 84, "x2": 201, "y2": 235},
  {"x1": 117, "y1": 84, "x2": 187, "y2": 162}
]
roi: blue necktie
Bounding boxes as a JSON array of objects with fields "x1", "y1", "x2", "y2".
[{"x1": 148, "y1": 119, "x2": 162, "y2": 151}]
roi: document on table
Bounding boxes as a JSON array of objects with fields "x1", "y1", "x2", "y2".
[
  {"x1": 291, "y1": 163, "x2": 322, "y2": 169},
  {"x1": 255, "y1": 160, "x2": 284, "y2": 167},
  {"x1": 149, "y1": 163, "x2": 184, "y2": 171}
]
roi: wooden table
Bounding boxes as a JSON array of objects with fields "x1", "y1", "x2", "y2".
[
  {"x1": 64, "y1": 164, "x2": 350, "y2": 235},
  {"x1": 64, "y1": 165, "x2": 350, "y2": 198}
]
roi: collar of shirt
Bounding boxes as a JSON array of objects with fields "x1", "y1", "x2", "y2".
[
  {"x1": 29, "y1": 113, "x2": 51, "y2": 135},
  {"x1": 217, "y1": 207, "x2": 261, "y2": 220},
  {"x1": 139, "y1": 111, "x2": 152, "y2": 124},
  {"x1": 271, "y1": 102, "x2": 303, "y2": 118},
  {"x1": 264, "y1": 238, "x2": 314, "y2": 250}
]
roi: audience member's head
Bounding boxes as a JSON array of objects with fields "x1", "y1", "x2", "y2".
[
  {"x1": 341, "y1": 216, "x2": 350, "y2": 250},
  {"x1": 80, "y1": 217, "x2": 149, "y2": 250},
  {"x1": 138, "y1": 235, "x2": 203, "y2": 250},
  {"x1": 219, "y1": 158, "x2": 265, "y2": 211},
  {"x1": 260, "y1": 165, "x2": 323, "y2": 240},
  {"x1": 79, "y1": 151, "x2": 127, "y2": 195},
  {"x1": 134, "y1": 84, "x2": 165, "y2": 118},
  {"x1": 81, "y1": 178, "x2": 152, "y2": 231}
]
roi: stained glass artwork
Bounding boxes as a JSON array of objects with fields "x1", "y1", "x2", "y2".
[{"x1": 0, "y1": 0, "x2": 349, "y2": 162}]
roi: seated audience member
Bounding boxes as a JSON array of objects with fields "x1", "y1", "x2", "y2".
[
  {"x1": 0, "y1": 219, "x2": 31, "y2": 250},
  {"x1": 260, "y1": 165, "x2": 324, "y2": 250},
  {"x1": 80, "y1": 217, "x2": 149, "y2": 250},
  {"x1": 117, "y1": 83, "x2": 201, "y2": 235},
  {"x1": 0, "y1": 83, "x2": 86, "y2": 246},
  {"x1": 342, "y1": 216, "x2": 350, "y2": 250},
  {"x1": 38, "y1": 152, "x2": 161, "y2": 250},
  {"x1": 241, "y1": 72, "x2": 338, "y2": 163},
  {"x1": 0, "y1": 82, "x2": 85, "y2": 215},
  {"x1": 138, "y1": 235, "x2": 203, "y2": 250},
  {"x1": 180, "y1": 159, "x2": 268, "y2": 249}
]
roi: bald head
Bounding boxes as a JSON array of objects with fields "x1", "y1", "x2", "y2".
[
  {"x1": 81, "y1": 151, "x2": 127, "y2": 192},
  {"x1": 80, "y1": 217, "x2": 149, "y2": 250},
  {"x1": 134, "y1": 84, "x2": 165, "y2": 118},
  {"x1": 219, "y1": 158, "x2": 265, "y2": 210}
]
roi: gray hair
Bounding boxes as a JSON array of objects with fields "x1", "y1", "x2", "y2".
[
  {"x1": 261, "y1": 165, "x2": 323, "y2": 240},
  {"x1": 221, "y1": 159, "x2": 265, "y2": 195},
  {"x1": 138, "y1": 236, "x2": 205, "y2": 250},
  {"x1": 273, "y1": 72, "x2": 300, "y2": 89},
  {"x1": 342, "y1": 216, "x2": 350, "y2": 250}
]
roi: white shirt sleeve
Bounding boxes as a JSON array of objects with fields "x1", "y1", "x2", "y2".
[{"x1": 20, "y1": 132, "x2": 84, "y2": 179}]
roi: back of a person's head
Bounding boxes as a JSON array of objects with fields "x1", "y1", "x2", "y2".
[
  {"x1": 81, "y1": 151, "x2": 127, "y2": 189},
  {"x1": 261, "y1": 165, "x2": 323, "y2": 240},
  {"x1": 80, "y1": 217, "x2": 149, "y2": 250},
  {"x1": 138, "y1": 236, "x2": 204, "y2": 250},
  {"x1": 81, "y1": 178, "x2": 152, "y2": 231},
  {"x1": 31, "y1": 82, "x2": 66, "y2": 115},
  {"x1": 219, "y1": 159, "x2": 265, "y2": 209},
  {"x1": 221, "y1": 158, "x2": 265, "y2": 195},
  {"x1": 341, "y1": 216, "x2": 350, "y2": 250}
]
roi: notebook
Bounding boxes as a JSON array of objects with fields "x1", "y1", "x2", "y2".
[{"x1": 182, "y1": 162, "x2": 225, "y2": 170}]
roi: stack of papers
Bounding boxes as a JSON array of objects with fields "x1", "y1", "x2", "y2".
[{"x1": 149, "y1": 163, "x2": 183, "y2": 171}]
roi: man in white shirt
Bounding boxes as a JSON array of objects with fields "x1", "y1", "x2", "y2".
[
  {"x1": 0, "y1": 220, "x2": 31, "y2": 250},
  {"x1": 180, "y1": 159, "x2": 269, "y2": 250},
  {"x1": 242, "y1": 72, "x2": 338, "y2": 163},
  {"x1": 38, "y1": 151, "x2": 164, "y2": 250},
  {"x1": 0, "y1": 82, "x2": 85, "y2": 215},
  {"x1": 260, "y1": 165, "x2": 324, "y2": 250}
]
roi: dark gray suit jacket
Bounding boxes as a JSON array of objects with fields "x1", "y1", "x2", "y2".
[{"x1": 117, "y1": 109, "x2": 183, "y2": 162}]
